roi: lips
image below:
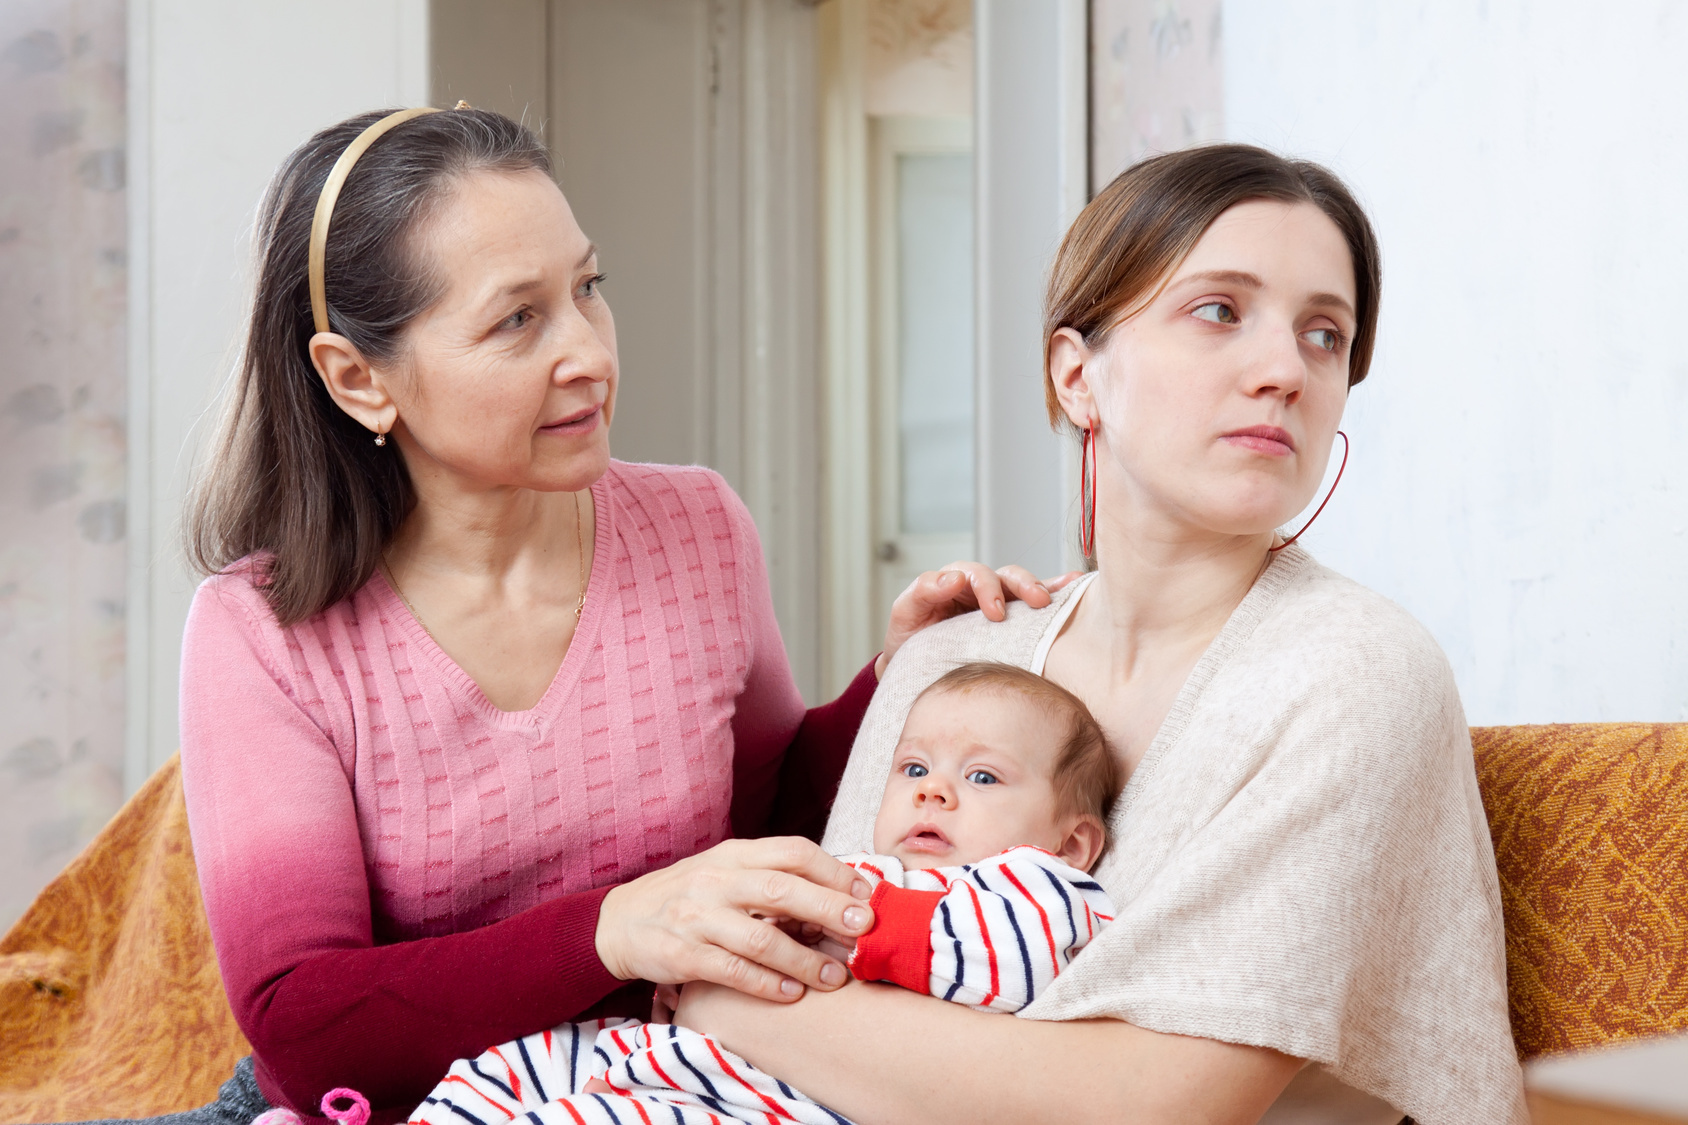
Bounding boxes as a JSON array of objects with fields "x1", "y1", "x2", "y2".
[
  {"x1": 540, "y1": 404, "x2": 602, "y2": 434},
  {"x1": 1221, "y1": 424, "x2": 1296, "y2": 456},
  {"x1": 900, "y1": 823, "x2": 952, "y2": 854}
]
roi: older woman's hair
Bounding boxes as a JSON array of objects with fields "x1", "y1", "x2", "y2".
[
  {"x1": 918, "y1": 662, "x2": 1122, "y2": 828},
  {"x1": 186, "y1": 108, "x2": 551, "y2": 625},
  {"x1": 1043, "y1": 143, "x2": 1383, "y2": 427}
]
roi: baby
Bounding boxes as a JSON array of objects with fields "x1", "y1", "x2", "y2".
[{"x1": 411, "y1": 662, "x2": 1121, "y2": 1125}]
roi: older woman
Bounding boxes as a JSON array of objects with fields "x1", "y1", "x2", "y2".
[
  {"x1": 168, "y1": 108, "x2": 1051, "y2": 1125},
  {"x1": 672, "y1": 146, "x2": 1528, "y2": 1125}
]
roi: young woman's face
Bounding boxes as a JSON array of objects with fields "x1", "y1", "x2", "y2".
[
  {"x1": 1067, "y1": 199, "x2": 1358, "y2": 541},
  {"x1": 383, "y1": 168, "x2": 617, "y2": 493}
]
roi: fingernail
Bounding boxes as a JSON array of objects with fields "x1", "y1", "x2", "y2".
[
  {"x1": 780, "y1": 978, "x2": 803, "y2": 998},
  {"x1": 993, "y1": 598, "x2": 1005, "y2": 613},
  {"x1": 852, "y1": 879, "x2": 872, "y2": 899},
  {"x1": 820, "y1": 962, "x2": 846, "y2": 987},
  {"x1": 844, "y1": 906, "x2": 870, "y2": 931}
]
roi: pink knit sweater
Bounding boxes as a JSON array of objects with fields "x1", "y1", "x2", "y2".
[{"x1": 179, "y1": 461, "x2": 875, "y2": 1120}]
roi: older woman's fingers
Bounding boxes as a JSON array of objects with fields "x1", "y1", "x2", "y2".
[
  {"x1": 939, "y1": 559, "x2": 1009, "y2": 620},
  {"x1": 705, "y1": 908, "x2": 852, "y2": 995},
  {"x1": 688, "y1": 939, "x2": 805, "y2": 1003},
  {"x1": 727, "y1": 864, "x2": 874, "y2": 941},
  {"x1": 730, "y1": 836, "x2": 874, "y2": 902},
  {"x1": 1045, "y1": 569, "x2": 1085, "y2": 593},
  {"x1": 994, "y1": 564, "x2": 1053, "y2": 609}
]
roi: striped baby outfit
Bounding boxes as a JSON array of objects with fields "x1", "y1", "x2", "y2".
[{"x1": 409, "y1": 848, "x2": 1113, "y2": 1125}]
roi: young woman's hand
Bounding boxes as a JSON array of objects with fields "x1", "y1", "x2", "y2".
[
  {"x1": 596, "y1": 837, "x2": 875, "y2": 1004},
  {"x1": 879, "y1": 563, "x2": 1083, "y2": 678}
]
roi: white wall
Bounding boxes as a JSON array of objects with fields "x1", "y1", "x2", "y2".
[
  {"x1": 1224, "y1": 0, "x2": 1688, "y2": 725},
  {"x1": 127, "y1": 0, "x2": 428, "y2": 788}
]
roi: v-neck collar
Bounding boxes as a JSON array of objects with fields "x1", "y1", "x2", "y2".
[{"x1": 371, "y1": 473, "x2": 615, "y2": 734}]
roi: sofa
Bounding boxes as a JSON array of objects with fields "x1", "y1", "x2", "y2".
[{"x1": 2, "y1": 725, "x2": 1685, "y2": 1122}]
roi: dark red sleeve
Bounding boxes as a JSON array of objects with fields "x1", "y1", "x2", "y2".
[
  {"x1": 242, "y1": 888, "x2": 646, "y2": 1121},
  {"x1": 746, "y1": 658, "x2": 879, "y2": 841}
]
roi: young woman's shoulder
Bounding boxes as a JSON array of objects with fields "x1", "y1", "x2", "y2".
[{"x1": 1246, "y1": 551, "x2": 1463, "y2": 728}]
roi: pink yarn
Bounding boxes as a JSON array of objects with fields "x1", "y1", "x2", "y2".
[{"x1": 321, "y1": 1088, "x2": 372, "y2": 1125}]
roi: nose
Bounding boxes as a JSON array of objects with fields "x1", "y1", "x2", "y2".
[
  {"x1": 913, "y1": 774, "x2": 955, "y2": 809},
  {"x1": 1243, "y1": 317, "x2": 1308, "y2": 405},
  {"x1": 549, "y1": 300, "x2": 617, "y2": 390}
]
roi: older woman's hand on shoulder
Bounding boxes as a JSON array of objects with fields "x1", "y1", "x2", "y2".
[{"x1": 878, "y1": 563, "x2": 1082, "y2": 679}]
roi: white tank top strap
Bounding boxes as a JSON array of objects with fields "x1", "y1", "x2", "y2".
[{"x1": 1029, "y1": 571, "x2": 1099, "y2": 676}]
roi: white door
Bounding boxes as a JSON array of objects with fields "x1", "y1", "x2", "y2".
[{"x1": 869, "y1": 117, "x2": 976, "y2": 632}]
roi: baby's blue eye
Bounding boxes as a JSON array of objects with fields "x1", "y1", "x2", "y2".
[
  {"x1": 1191, "y1": 302, "x2": 1237, "y2": 325},
  {"x1": 901, "y1": 763, "x2": 929, "y2": 779},
  {"x1": 966, "y1": 769, "x2": 999, "y2": 786}
]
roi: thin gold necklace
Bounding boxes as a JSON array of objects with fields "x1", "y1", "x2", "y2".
[{"x1": 382, "y1": 490, "x2": 588, "y2": 643}]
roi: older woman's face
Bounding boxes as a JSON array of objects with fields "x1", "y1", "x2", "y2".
[
  {"x1": 386, "y1": 168, "x2": 615, "y2": 493},
  {"x1": 1081, "y1": 199, "x2": 1357, "y2": 540}
]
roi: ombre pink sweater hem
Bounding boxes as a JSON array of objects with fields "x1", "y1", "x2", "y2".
[{"x1": 179, "y1": 462, "x2": 876, "y2": 1121}]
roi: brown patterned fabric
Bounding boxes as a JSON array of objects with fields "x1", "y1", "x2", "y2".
[
  {"x1": 1473, "y1": 724, "x2": 1688, "y2": 1061},
  {"x1": 0, "y1": 753, "x2": 249, "y2": 1123},
  {"x1": 3, "y1": 729, "x2": 1684, "y2": 1117}
]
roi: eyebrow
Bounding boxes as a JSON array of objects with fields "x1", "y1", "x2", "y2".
[
  {"x1": 1177, "y1": 269, "x2": 1356, "y2": 320},
  {"x1": 480, "y1": 244, "x2": 599, "y2": 305}
]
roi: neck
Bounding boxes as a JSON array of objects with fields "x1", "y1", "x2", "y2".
[
  {"x1": 385, "y1": 459, "x2": 593, "y2": 590},
  {"x1": 1078, "y1": 480, "x2": 1277, "y2": 681}
]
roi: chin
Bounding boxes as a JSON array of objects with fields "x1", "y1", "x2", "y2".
[{"x1": 531, "y1": 448, "x2": 611, "y2": 493}]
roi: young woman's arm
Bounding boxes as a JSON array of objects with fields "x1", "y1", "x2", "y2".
[{"x1": 676, "y1": 980, "x2": 1302, "y2": 1125}]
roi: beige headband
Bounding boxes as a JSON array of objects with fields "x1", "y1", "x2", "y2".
[{"x1": 308, "y1": 104, "x2": 469, "y2": 334}]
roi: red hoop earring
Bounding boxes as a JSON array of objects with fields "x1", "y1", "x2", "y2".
[
  {"x1": 1269, "y1": 429, "x2": 1349, "y2": 552},
  {"x1": 1080, "y1": 427, "x2": 1097, "y2": 558}
]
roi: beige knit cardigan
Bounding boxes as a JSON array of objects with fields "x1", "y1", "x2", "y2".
[{"x1": 822, "y1": 546, "x2": 1528, "y2": 1125}]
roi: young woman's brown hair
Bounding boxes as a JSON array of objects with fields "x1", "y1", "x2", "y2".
[
  {"x1": 1042, "y1": 143, "x2": 1382, "y2": 427},
  {"x1": 186, "y1": 108, "x2": 551, "y2": 625}
]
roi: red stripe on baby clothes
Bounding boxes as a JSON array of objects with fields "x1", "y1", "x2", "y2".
[
  {"x1": 856, "y1": 862, "x2": 886, "y2": 882},
  {"x1": 441, "y1": 1076, "x2": 514, "y2": 1120},
  {"x1": 704, "y1": 1036, "x2": 794, "y2": 1121},
  {"x1": 963, "y1": 882, "x2": 1001, "y2": 1007},
  {"x1": 644, "y1": 1050, "x2": 684, "y2": 1099},
  {"x1": 629, "y1": 1097, "x2": 654, "y2": 1125},
  {"x1": 848, "y1": 883, "x2": 945, "y2": 993},
  {"x1": 560, "y1": 1100, "x2": 589, "y2": 1125},
  {"x1": 489, "y1": 1045, "x2": 521, "y2": 1102},
  {"x1": 999, "y1": 865, "x2": 1060, "y2": 978}
]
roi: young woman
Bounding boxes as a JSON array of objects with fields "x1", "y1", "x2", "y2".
[
  {"x1": 169, "y1": 108, "x2": 1054, "y2": 1124},
  {"x1": 671, "y1": 146, "x2": 1527, "y2": 1125}
]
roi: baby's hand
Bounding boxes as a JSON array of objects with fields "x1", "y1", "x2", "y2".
[
  {"x1": 814, "y1": 934, "x2": 855, "y2": 964},
  {"x1": 652, "y1": 982, "x2": 682, "y2": 1022}
]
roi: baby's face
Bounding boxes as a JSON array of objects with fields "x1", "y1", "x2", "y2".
[{"x1": 872, "y1": 686, "x2": 1070, "y2": 869}]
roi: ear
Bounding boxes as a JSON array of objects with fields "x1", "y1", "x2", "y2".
[
  {"x1": 1048, "y1": 326, "x2": 1098, "y2": 432},
  {"x1": 309, "y1": 331, "x2": 398, "y2": 439},
  {"x1": 1054, "y1": 814, "x2": 1106, "y2": 873}
]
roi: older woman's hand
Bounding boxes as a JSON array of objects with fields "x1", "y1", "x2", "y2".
[
  {"x1": 878, "y1": 563, "x2": 1082, "y2": 678},
  {"x1": 595, "y1": 836, "x2": 874, "y2": 1004}
]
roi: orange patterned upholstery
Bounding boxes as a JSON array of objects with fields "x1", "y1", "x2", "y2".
[
  {"x1": 0, "y1": 753, "x2": 249, "y2": 1122},
  {"x1": 1472, "y1": 724, "x2": 1688, "y2": 1060}
]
